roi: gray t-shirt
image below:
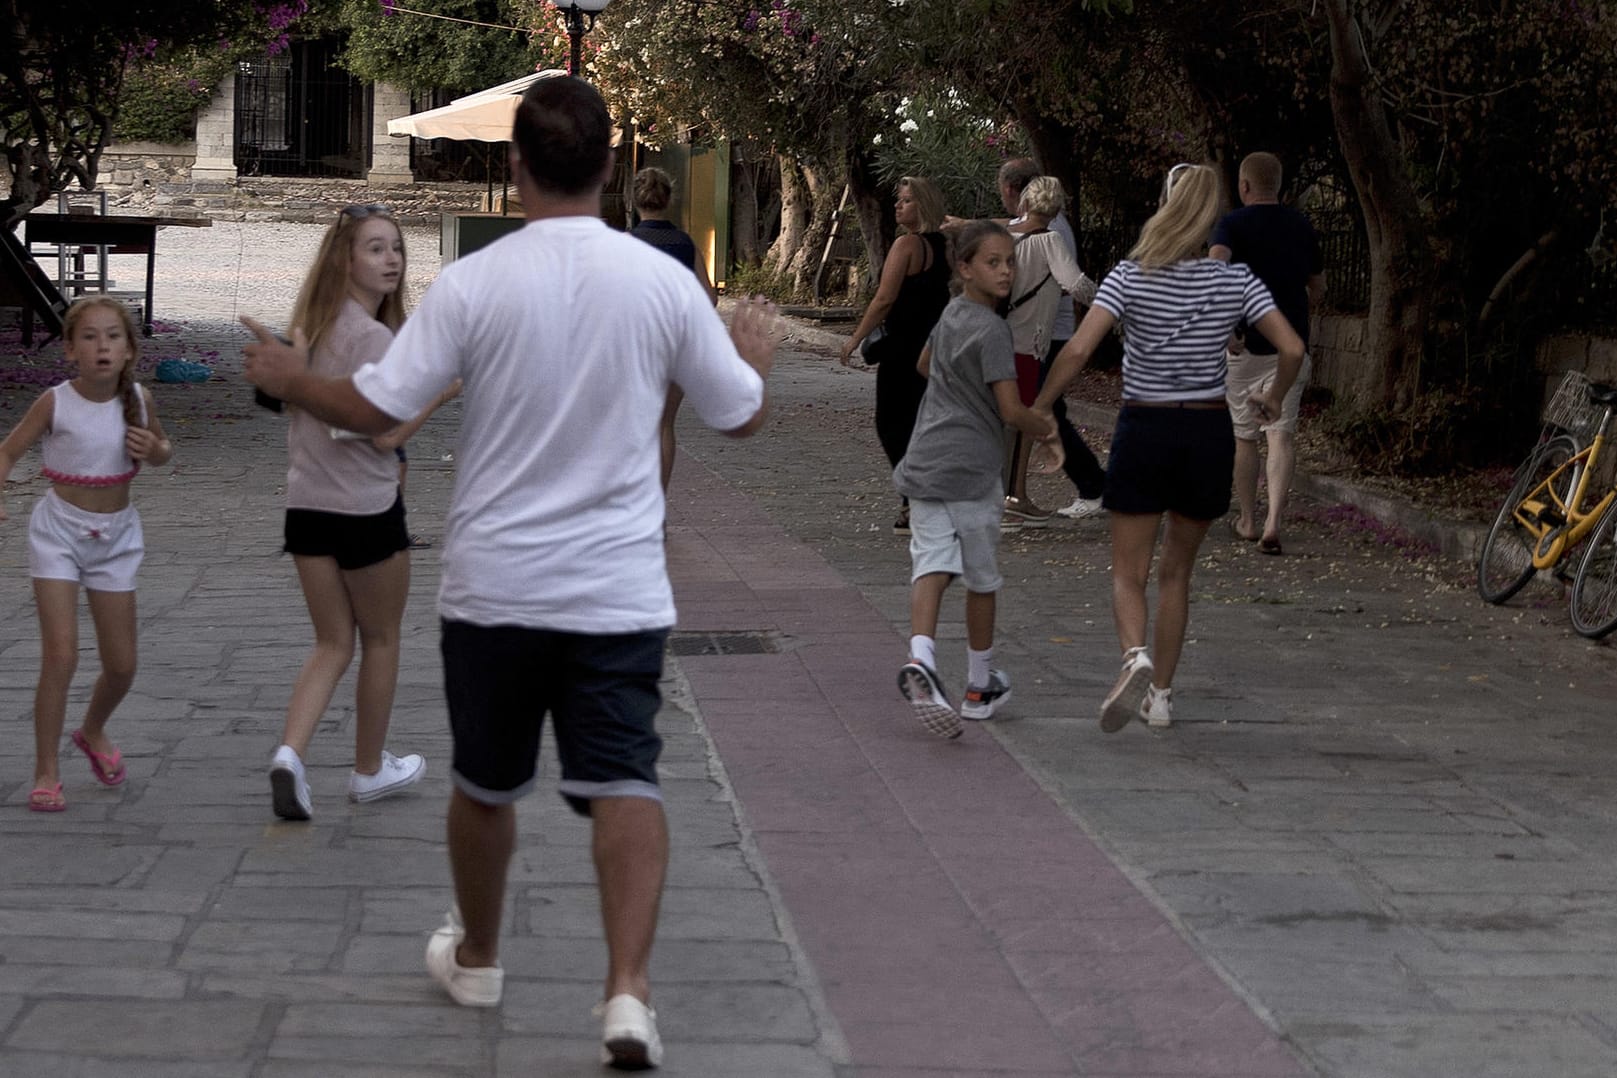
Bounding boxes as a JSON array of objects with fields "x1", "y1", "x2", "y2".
[{"x1": 893, "y1": 295, "x2": 1018, "y2": 501}]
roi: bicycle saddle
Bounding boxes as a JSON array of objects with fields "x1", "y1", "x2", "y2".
[{"x1": 1586, "y1": 382, "x2": 1617, "y2": 405}]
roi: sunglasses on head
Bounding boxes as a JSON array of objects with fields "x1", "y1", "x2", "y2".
[
  {"x1": 341, "y1": 203, "x2": 393, "y2": 220},
  {"x1": 1162, "y1": 163, "x2": 1200, "y2": 201}
]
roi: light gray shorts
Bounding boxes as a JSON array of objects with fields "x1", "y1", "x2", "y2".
[
  {"x1": 908, "y1": 494, "x2": 1003, "y2": 594},
  {"x1": 1227, "y1": 351, "x2": 1312, "y2": 439},
  {"x1": 28, "y1": 489, "x2": 144, "y2": 592}
]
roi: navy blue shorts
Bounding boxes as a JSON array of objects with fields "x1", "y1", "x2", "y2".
[
  {"x1": 1103, "y1": 405, "x2": 1234, "y2": 521},
  {"x1": 440, "y1": 621, "x2": 668, "y2": 816},
  {"x1": 283, "y1": 492, "x2": 409, "y2": 570}
]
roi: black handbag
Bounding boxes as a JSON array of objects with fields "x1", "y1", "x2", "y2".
[{"x1": 859, "y1": 324, "x2": 889, "y2": 362}]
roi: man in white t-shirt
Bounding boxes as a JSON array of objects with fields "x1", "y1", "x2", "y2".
[{"x1": 243, "y1": 76, "x2": 780, "y2": 1071}]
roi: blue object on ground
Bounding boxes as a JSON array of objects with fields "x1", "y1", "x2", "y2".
[{"x1": 154, "y1": 358, "x2": 212, "y2": 383}]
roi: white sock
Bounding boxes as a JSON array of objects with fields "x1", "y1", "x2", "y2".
[
  {"x1": 909, "y1": 635, "x2": 937, "y2": 670},
  {"x1": 967, "y1": 647, "x2": 993, "y2": 688}
]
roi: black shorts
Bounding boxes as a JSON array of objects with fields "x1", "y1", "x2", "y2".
[
  {"x1": 283, "y1": 492, "x2": 409, "y2": 570},
  {"x1": 440, "y1": 620, "x2": 668, "y2": 816},
  {"x1": 1103, "y1": 405, "x2": 1234, "y2": 521}
]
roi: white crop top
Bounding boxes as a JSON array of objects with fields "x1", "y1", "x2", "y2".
[{"x1": 40, "y1": 381, "x2": 145, "y2": 488}]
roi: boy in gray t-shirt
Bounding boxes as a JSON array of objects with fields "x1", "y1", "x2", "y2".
[{"x1": 893, "y1": 223, "x2": 1063, "y2": 739}]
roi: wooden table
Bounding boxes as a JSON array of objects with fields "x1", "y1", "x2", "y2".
[{"x1": 23, "y1": 213, "x2": 212, "y2": 336}]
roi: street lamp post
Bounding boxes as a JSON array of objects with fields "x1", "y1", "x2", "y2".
[{"x1": 560, "y1": 0, "x2": 613, "y2": 78}]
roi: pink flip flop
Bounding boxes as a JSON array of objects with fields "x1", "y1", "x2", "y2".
[
  {"x1": 28, "y1": 783, "x2": 65, "y2": 812},
  {"x1": 71, "y1": 728, "x2": 126, "y2": 787}
]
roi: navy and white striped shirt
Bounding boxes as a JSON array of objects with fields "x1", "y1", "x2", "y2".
[{"x1": 1092, "y1": 259, "x2": 1276, "y2": 402}]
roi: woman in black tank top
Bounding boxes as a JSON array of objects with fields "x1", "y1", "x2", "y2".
[{"x1": 838, "y1": 177, "x2": 951, "y2": 534}]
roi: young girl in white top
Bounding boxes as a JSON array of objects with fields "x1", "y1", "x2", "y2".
[
  {"x1": 267, "y1": 203, "x2": 452, "y2": 821},
  {"x1": 0, "y1": 297, "x2": 173, "y2": 812}
]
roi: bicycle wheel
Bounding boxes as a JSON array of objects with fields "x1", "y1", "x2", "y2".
[
  {"x1": 1570, "y1": 500, "x2": 1617, "y2": 638},
  {"x1": 1478, "y1": 435, "x2": 1580, "y2": 604}
]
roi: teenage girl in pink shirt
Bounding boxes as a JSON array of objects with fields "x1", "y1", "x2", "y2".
[{"x1": 0, "y1": 297, "x2": 173, "y2": 812}]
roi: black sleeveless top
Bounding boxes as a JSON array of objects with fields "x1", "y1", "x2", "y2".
[
  {"x1": 882, "y1": 231, "x2": 950, "y2": 349},
  {"x1": 630, "y1": 219, "x2": 698, "y2": 272}
]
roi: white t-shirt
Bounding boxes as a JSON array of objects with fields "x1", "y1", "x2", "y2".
[{"x1": 353, "y1": 216, "x2": 764, "y2": 633}]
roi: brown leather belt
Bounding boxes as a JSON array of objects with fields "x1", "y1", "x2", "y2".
[{"x1": 1122, "y1": 399, "x2": 1228, "y2": 410}]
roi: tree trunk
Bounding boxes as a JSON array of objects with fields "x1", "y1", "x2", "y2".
[
  {"x1": 1322, "y1": 0, "x2": 1433, "y2": 411},
  {"x1": 845, "y1": 144, "x2": 888, "y2": 301},
  {"x1": 731, "y1": 146, "x2": 762, "y2": 267},
  {"x1": 1015, "y1": 96, "x2": 1082, "y2": 222},
  {"x1": 765, "y1": 154, "x2": 809, "y2": 277},
  {"x1": 786, "y1": 160, "x2": 837, "y2": 297}
]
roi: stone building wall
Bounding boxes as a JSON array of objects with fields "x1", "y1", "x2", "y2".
[{"x1": 1311, "y1": 313, "x2": 1617, "y2": 408}]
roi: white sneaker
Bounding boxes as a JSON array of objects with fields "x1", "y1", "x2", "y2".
[
  {"x1": 348, "y1": 749, "x2": 426, "y2": 803},
  {"x1": 425, "y1": 908, "x2": 503, "y2": 1007},
  {"x1": 1056, "y1": 496, "x2": 1104, "y2": 520},
  {"x1": 1100, "y1": 647, "x2": 1153, "y2": 733},
  {"x1": 1140, "y1": 685, "x2": 1173, "y2": 727},
  {"x1": 596, "y1": 993, "x2": 663, "y2": 1070},
  {"x1": 269, "y1": 745, "x2": 312, "y2": 821}
]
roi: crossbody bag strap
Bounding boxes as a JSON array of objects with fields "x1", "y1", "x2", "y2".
[{"x1": 1005, "y1": 271, "x2": 1052, "y2": 313}]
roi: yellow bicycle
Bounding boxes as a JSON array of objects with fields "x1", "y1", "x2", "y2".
[{"x1": 1477, "y1": 372, "x2": 1617, "y2": 639}]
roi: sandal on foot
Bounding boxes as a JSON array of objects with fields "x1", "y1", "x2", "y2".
[
  {"x1": 29, "y1": 783, "x2": 65, "y2": 813},
  {"x1": 71, "y1": 728, "x2": 126, "y2": 786}
]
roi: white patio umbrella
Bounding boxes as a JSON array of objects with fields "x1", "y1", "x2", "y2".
[{"x1": 386, "y1": 69, "x2": 567, "y2": 143}]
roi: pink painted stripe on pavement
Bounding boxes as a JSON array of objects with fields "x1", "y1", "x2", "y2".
[{"x1": 667, "y1": 459, "x2": 1311, "y2": 1076}]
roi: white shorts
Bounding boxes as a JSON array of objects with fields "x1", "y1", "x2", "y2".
[
  {"x1": 28, "y1": 489, "x2": 145, "y2": 592},
  {"x1": 1227, "y1": 352, "x2": 1312, "y2": 440},
  {"x1": 908, "y1": 494, "x2": 1003, "y2": 594}
]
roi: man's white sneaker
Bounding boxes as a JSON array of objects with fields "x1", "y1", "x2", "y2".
[
  {"x1": 898, "y1": 660, "x2": 962, "y2": 739},
  {"x1": 269, "y1": 744, "x2": 312, "y2": 821},
  {"x1": 1100, "y1": 647, "x2": 1153, "y2": 733},
  {"x1": 425, "y1": 908, "x2": 503, "y2": 1007},
  {"x1": 1140, "y1": 684, "x2": 1174, "y2": 727},
  {"x1": 596, "y1": 993, "x2": 663, "y2": 1070},
  {"x1": 348, "y1": 749, "x2": 426, "y2": 803},
  {"x1": 1056, "y1": 496, "x2": 1104, "y2": 520}
]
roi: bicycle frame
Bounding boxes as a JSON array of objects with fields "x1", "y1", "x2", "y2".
[{"x1": 1516, "y1": 427, "x2": 1617, "y2": 569}]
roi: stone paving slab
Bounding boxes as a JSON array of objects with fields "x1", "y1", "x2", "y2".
[
  {"x1": 664, "y1": 341, "x2": 1617, "y2": 1077},
  {"x1": 664, "y1": 458, "x2": 1313, "y2": 1075},
  {"x1": 1, "y1": 311, "x2": 843, "y2": 1072},
  {"x1": 9, "y1": 221, "x2": 1617, "y2": 1074}
]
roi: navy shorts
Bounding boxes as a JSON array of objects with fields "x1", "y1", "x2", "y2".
[
  {"x1": 283, "y1": 492, "x2": 409, "y2": 570},
  {"x1": 440, "y1": 620, "x2": 668, "y2": 816},
  {"x1": 1103, "y1": 405, "x2": 1235, "y2": 521}
]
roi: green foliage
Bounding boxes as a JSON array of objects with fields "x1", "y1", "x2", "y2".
[
  {"x1": 1320, "y1": 385, "x2": 1500, "y2": 476},
  {"x1": 725, "y1": 261, "x2": 799, "y2": 303},
  {"x1": 870, "y1": 92, "x2": 1026, "y2": 220},
  {"x1": 114, "y1": 55, "x2": 231, "y2": 143},
  {"x1": 3, "y1": 1, "x2": 324, "y2": 224},
  {"x1": 338, "y1": 0, "x2": 566, "y2": 93}
]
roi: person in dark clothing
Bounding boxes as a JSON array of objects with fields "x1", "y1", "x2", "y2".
[
  {"x1": 1210, "y1": 152, "x2": 1325, "y2": 555},
  {"x1": 631, "y1": 167, "x2": 718, "y2": 494},
  {"x1": 839, "y1": 176, "x2": 952, "y2": 534}
]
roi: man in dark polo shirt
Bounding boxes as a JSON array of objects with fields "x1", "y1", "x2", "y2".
[{"x1": 1212, "y1": 151, "x2": 1325, "y2": 555}]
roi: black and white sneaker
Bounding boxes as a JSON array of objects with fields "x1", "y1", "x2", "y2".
[
  {"x1": 961, "y1": 669, "x2": 1012, "y2": 721},
  {"x1": 898, "y1": 660, "x2": 962, "y2": 739}
]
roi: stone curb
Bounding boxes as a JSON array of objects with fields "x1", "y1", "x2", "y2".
[{"x1": 782, "y1": 312, "x2": 1490, "y2": 566}]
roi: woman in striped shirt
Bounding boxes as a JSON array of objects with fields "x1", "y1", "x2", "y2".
[{"x1": 1036, "y1": 164, "x2": 1304, "y2": 732}]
